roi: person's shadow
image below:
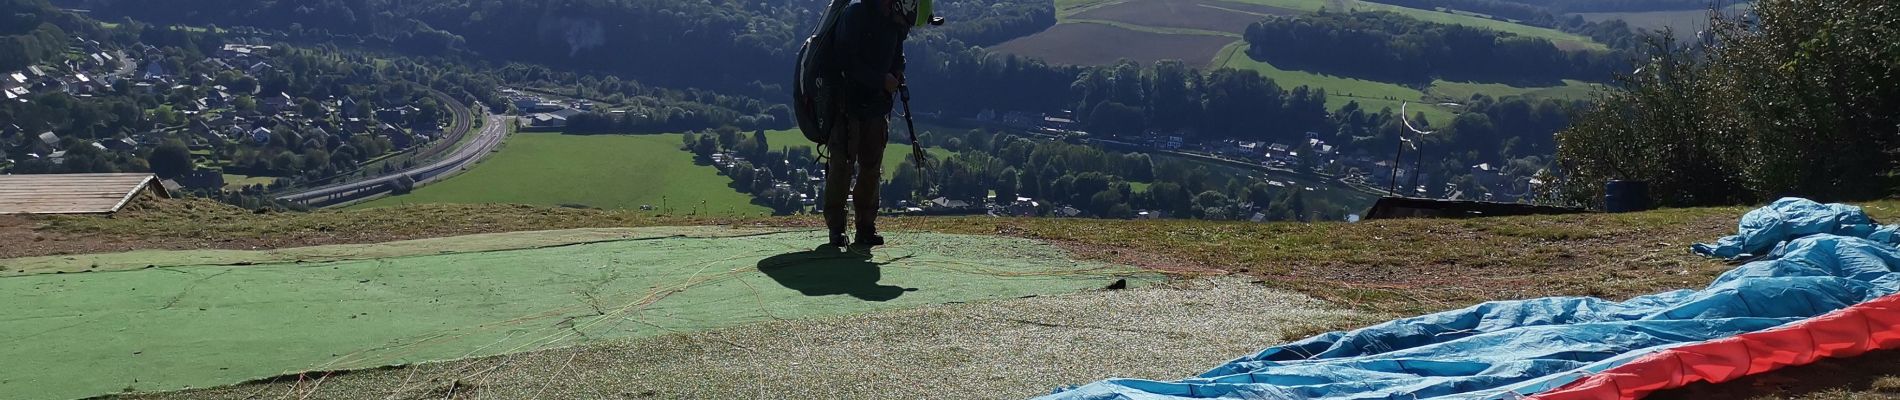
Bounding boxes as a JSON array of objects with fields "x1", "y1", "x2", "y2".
[{"x1": 757, "y1": 245, "x2": 916, "y2": 301}]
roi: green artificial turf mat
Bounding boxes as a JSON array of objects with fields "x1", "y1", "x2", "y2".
[{"x1": 0, "y1": 229, "x2": 1157, "y2": 399}]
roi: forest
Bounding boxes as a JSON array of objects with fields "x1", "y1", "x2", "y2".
[
  {"x1": 1553, "y1": 0, "x2": 1900, "y2": 207},
  {"x1": 1242, "y1": 10, "x2": 1626, "y2": 84},
  {"x1": 0, "y1": 0, "x2": 127, "y2": 70}
]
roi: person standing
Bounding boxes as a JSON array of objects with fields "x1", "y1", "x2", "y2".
[{"x1": 823, "y1": 0, "x2": 928, "y2": 247}]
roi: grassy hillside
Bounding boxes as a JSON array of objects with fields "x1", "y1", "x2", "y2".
[
  {"x1": 1210, "y1": 42, "x2": 1601, "y2": 122},
  {"x1": 1427, "y1": 79, "x2": 1602, "y2": 102},
  {"x1": 1210, "y1": 41, "x2": 1458, "y2": 123},
  {"x1": 354, "y1": 133, "x2": 769, "y2": 215},
  {"x1": 1342, "y1": 0, "x2": 1601, "y2": 49},
  {"x1": 1052, "y1": 0, "x2": 1602, "y2": 48}
]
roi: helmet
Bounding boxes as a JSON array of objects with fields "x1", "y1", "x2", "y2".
[{"x1": 892, "y1": 0, "x2": 932, "y2": 27}]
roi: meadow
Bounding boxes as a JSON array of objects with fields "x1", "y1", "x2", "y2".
[
  {"x1": 1049, "y1": 0, "x2": 1602, "y2": 48},
  {"x1": 354, "y1": 133, "x2": 769, "y2": 215},
  {"x1": 760, "y1": 129, "x2": 956, "y2": 181}
]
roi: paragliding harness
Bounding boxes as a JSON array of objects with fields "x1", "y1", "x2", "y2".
[
  {"x1": 791, "y1": 0, "x2": 941, "y2": 179},
  {"x1": 790, "y1": 0, "x2": 852, "y2": 148}
]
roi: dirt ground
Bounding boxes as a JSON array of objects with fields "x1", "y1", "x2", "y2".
[
  {"x1": 0, "y1": 214, "x2": 182, "y2": 259},
  {"x1": 125, "y1": 278, "x2": 1363, "y2": 400},
  {"x1": 0, "y1": 200, "x2": 743, "y2": 260}
]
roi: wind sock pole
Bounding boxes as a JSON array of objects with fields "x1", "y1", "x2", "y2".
[
  {"x1": 1396, "y1": 101, "x2": 1440, "y2": 198},
  {"x1": 1388, "y1": 132, "x2": 1405, "y2": 196}
]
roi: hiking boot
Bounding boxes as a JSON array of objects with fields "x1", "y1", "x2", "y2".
[
  {"x1": 854, "y1": 232, "x2": 885, "y2": 247},
  {"x1": 826, "y1": 210, "x2": 849, "y2": 247},
  {"x1": 854, "y1": 209, "x2": 880, "y2": 247}
]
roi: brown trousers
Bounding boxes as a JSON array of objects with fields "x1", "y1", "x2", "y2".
[{"x1": 824, "y1": 115, "x2": 889, "y2": 234}]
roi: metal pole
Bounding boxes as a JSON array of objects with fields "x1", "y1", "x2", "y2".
[
  {"x1": 1388, "y1": 133, "x2": 1404, "y2": 196},
  {"x1": 1410, "y1": 138, "x2": 1424, "y2": 197}
]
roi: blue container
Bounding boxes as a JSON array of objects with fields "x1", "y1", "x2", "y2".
[{"x1": 1605, "y1": 180, "x2": 1650, "y2": 213}]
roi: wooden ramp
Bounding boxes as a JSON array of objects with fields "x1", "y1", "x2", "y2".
[
  {"x1": 0, "y1": 173, "x2": 170, "y2": 214},
  {"x1": 1363, "y1": 196, "x2": 1589, "y2": 220}
]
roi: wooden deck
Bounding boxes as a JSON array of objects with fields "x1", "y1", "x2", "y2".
[{"x1": 0, "y1": 173, "x2": 169, "y2": 214}]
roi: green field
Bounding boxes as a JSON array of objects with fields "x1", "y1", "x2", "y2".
[
  {"x1": 760, "y1": 129, "x2": 955, "y2": 180},
  {"x1": 1427, "y1": 79, "x2": 1605, "y2": 102},
  {"x1": 1056, "y1": 0, "x2": 1603, "y2": 49},
  {"x1": 1212, "y1": 41, "x2": 1425, "y2": 100},
  {"x1": 355, "y1": 133, "x2": 768, "y2": 215},
  {"x1": 221, "y1": 174, "x2": 276, "y2": 190},
  {"x1": 1342, "y1": 1, "x2": 1603, "y2": 49},
  {"x1": 1212, "y1": 42, "x2": 1457, "y2": 123}
]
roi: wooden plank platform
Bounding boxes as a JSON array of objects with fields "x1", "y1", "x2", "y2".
[
  {"x1": 0, "y1": 173, "x2": 169, "y2": 214},
  {"x1": 1363, "y1": 196, "x2": 1589, "y2": 220}
]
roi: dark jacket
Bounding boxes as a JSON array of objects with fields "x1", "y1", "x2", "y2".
[{"x1": 830, "y1": 1, "x2": 908, "y2": 118}]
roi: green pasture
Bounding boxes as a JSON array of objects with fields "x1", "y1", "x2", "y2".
[{"x1": 355, "y1": 133, "x2": 766, "y2": 214}]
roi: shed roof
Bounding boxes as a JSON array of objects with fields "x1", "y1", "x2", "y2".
[{"x1": 0, "y1": 173, "x2": 170, "y2": 214}]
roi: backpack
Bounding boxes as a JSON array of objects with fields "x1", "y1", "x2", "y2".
[{"x1": 792, "y1": 0, "x2": 854, "y2": 145}]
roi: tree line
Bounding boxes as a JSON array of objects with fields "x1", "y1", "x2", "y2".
[
  {"x1": 1062, "y1": 60, "x2": 1332, "y2": 141},
  {"x1": 893, "y1": 127, "x2": 1357, "y2": 221},
  {"x1": 1493, "y1": 0, "x2": 1723, "y2": 13},
  {"x1": 1552, "y1": 0, "x2": 1899, "y2": 207},
  {"x1": 1359, "y1": 0, "x2": 1652, "y2": 49},
  {"x1": 668, "y1": 122, "x2": 1359, "y2": 221},
  {"x1": 909, "y1": 50, "x2": 1592, "y2": 203},
  {"x1": 497, "y1": 64, "x2": 793, "y2": 134},
  {"x1": 1243, "y1": 10, "x2": 1626, "y2": 85},
  {"x1": 681, "y1": 127, "x2": 815, "y2": 215}
]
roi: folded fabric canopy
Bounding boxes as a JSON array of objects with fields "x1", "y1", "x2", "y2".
[
  {"x1": 1039, "y1": 198, "x2": 1900, "y2": 400},
  {"x1": 1693, "y1": 197, "x2": 1900, "y2": 260}
]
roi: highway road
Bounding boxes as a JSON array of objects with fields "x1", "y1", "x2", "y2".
[{"x1": 276, "y1": 114, "x2": 510, "y2": 208}]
